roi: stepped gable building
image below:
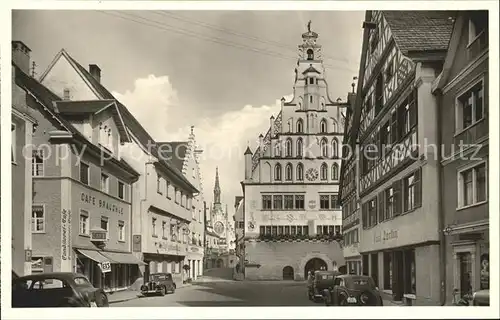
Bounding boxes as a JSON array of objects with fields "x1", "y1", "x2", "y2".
[
  {"x1": 342, "y1": 11, "x2": 455, "y2": 305},
  {"x1": 241, "y1": 23, "x2": 352, "y2": 281}
]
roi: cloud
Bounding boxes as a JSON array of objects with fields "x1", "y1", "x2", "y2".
[{"x1": 113, "y1": 75, "x2": 287, "y2": 211}]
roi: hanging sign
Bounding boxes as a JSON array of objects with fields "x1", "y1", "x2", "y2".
[{"x1": 99, "y1": 261, "x2": 112, "y2": 273}]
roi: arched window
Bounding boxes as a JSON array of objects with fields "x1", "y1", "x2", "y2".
[
  {"x1": 331, "y1": 163, "x2": 339, "y2": 181},
  {"x1": 296, "y1": 163, "x2": 304, "y2": 181},
  {"x1": 285, "y1": 138, "x2": 293, "y2": 157},
  {"x1": 321, "y1": 138, "x2": 328, "y2": 158},
  {"x1": 332, "y1": 138, "x2": 339, "y2": 158},
  {"x1": 296, "y1": 138, "x2": 303, "y2": 157},
  {"x1": 320, "y1": 163, "x2": 328, "y2": 181},
  {"x1": 296, "y1": 118, "x2": 304, "y2": 133},
  {"x1": 307, "y1": 49, "x2": 314, "y2": 60},
  {"x1": 274, "y1": 143, "x2": 281, "y2": 157},
  {"x1": 332, "y1": 121, "x2": 337, "y2": 133},
  {"x1": 285, "y1": 163, "x2": 293, "y2": 181},
  {"x1": 320, "y1": 119, "x2": 327, "y2": 133},
  {"x1": 274, "y1": 163, "x2": 282, "y2": 181}
]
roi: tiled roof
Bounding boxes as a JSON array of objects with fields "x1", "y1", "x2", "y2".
[
  {"x1": 383, "y1": 11, "x2": 456, "y2": 53},
  {"x1": 14, "y1": 63, "x2": 139, "y2": 179},
  {"x1": 61, "y1": 51, "x2": 198, "y2": 193},
  {"x1": 156, "y1": 141, "x2": 189, "y2": 172}
]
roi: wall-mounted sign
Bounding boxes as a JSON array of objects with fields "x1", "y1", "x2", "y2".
[
  {"x1": 374, "y1": 229, "x2": 398, "y2": 243},
  {"x1": 25, "y1": 249, "x2": 32, "y2": 262},
  {"x1": 80, "y1": 192, "x2": 124, "y2": 214},
  {"x1": 133, "y1": 235, "x2": 141, "y2": 252},
  {"x1": 60, "y1": 209, "x2": 72, "y2": 261},
  {"x1": 90, "y1": 229, "x2": 108, "y2": 242},
  {"x1": 261, "y1": 212, "x2": 338, "y2": 222}
]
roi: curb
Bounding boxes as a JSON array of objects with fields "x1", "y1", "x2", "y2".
[{"x1": 109, "y1": 284, "x2": 193, "y2": 305}]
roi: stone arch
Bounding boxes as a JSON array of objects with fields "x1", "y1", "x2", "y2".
[
  {"x1": 298, "y1": 253, "x2": 335, "y2": 280},
  {"x1": 282, "y1": 266, "x2": 294, "y2": 280}
]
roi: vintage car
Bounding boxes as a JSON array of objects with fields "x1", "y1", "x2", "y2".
[
  {"x1": 307, "y1": 270, "x2": 341, "y2": 302},
  {"x1": 472, "y1": 289, "x2": 489, "y2": 306},
  {"x1": 12, "y1": 272, "x2": 109, "y2": 308},
  {"x1": 140, "y1": 272, "x2": 176, "y2": 296},
  {"x1": 323, "y1": 275, "x2": 383, "y2": 306}
]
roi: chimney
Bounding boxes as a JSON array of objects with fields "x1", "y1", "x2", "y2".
[
  {"x1": 89, "y1": 64, "x2": 101, "y2": 83},
  {"x1": 12, "y1": 41, "x2": 31, "y2": 75}
]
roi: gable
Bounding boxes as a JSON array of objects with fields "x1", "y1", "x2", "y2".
[{"x1": 40, "y1": 52, "x2": 100, "y2": 101}]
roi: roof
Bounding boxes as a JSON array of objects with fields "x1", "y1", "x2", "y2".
[
  {"x1": 14, "y1": 63, "x2": 139, "y2": 180},
  {"x1": 156, "y1": 141, "x2": 189, "y2": 172},
  {"x1": 46, "y1": 49, "x2": 198, "y2": 194},
  {"x1": 244, "y1": 146, "x2": 253, "y2": 155},
  {"x1": 383, "y1": 11, "x2": 456, "y2": 54}
]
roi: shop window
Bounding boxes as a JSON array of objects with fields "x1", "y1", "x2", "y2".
[
  {"x1": 383, "y1": 252, "x2": 392, "y2": 290},
  {"x1": 403, "y1": 249, "x2": 416, "y2": 295}
]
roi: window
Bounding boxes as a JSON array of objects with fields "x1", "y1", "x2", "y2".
[
  {"x1": 370, "y1": 27, "x2": 379, "y2": 53},
  {"x1": 152, "y1": 218, "x2": 157, "y2": 237},
  {"x1": 262, "y1": 195, "x2": 272, "y2": 210},
  {"x1": 309, "y1": 78, "x2": 314, "y2": 85},
  {"x1": 403, "y1": 169, "x2": 421, "y2": 212},
  {"x1": 468, "y1": 11, "x2": 488, "y2": 44},
  {"x1": 79, "y1": 211, "x2": 89, "y2": 235},
  {"x1": 459, "y1": 162, "x2": 487, "y2": 207},
  {"x1": 285, "y1": 139, "x2": 292, "y2": 157},
  {"x1": 310, "y1": 95, "x2": 313, "y2": 104},
  {"x1": 398, "y1": 91, "x2": 417, "y2": 138},
  {"x1": 320, "y1": 119, "x2": 327, "y2": 133},
  {"x1": 12, "y1": 124, "x2": 17, "y2": 163},
  {"x1": 162, "y1": 221, "x2": 167, "y2": 239},
  {"x1": 166, "y1": 180, "x2": 171, "y2": 198},
  {"x1": 174, "y1": 188, "x2": 179, "y2": 204},
  {"x1": 385, "y1": 58, "x2": 394, "y2": 83},
  {"x1": 273, "y1": 195, "x2": 283, "y2": 210},
  {"x1": 296, "y1": 138, "x2": 303, "y2": 157},
  {"x1": 274, "y1": 164, "x2": 282, "y2": 181},
  {"x1": 100, "y1": 173, "x2": 109, "y2": 193},
  {"x1": 375, "y1": 73, "x2": 384, "y2": 114},
  {"x1": 285, "y1": 163, "x2": 293, "y2": 181},
  {"x1": 118, "y1": 181, "x2": 126, "y2": 200},
  {"x1": 307, "y1": 49, "x2": 314, "y2": 60},
  {"x1": 369, "y1": 198, "x2": 377, "y2": 227},
  {"x1": 79, "y1": 162, "x2": 89, "y2": 185},
  {"x1": 296, "y1": 163, "x2": 304, "y2": 181},
  {"x1": 180, "y1": 192, "x2": 185, "y2": 207},
  {"x1": 331, "y1": 194, "x2": 340, "y2": 209},
  {"x1": 296, "y1": 119, "x2": 304, "y2": 133},
  {"x1": 384, "y1": 187, "x2": 394, "y2": 221},
  {"x1": 31, "y1": 205, "x2": 45, "y2": 233},
  {"x1": 321, "y1": 138, "x2": 328, "y2": 158},
  {"x1": 320, "y1": 195, "x2": 330, "y2": 210},
  {"x1": 331, "y1": 163, "x2": 339, "y2": 180},
  {"x1": 295, "y1": 195, "x2": 305, "y2": 209},
  {"x1": 101, "y1": 217, "x2": 109, "y2": 235},
  {"x1": 283, "y1": 195, "x2": 294, "y2": 209},
  {"x1": 32, "y1": 150, "x2": 44, "y2": 176},
  {"x1": 118, "y1": 221, "x2": 125, "y2": 242},
  {"x1": 157, "y1": 174, "x2": 162, "y2": 194},
  {"x1": 456, "y1": 80, "x2": 484, "y2": 132},
  {"x1": 320, "y1": 163, "x2": 328, "y2": 181}
]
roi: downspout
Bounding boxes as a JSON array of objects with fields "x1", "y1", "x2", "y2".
[{"x1": 436, "y1": 88, "x2": 446, "y2": 306}]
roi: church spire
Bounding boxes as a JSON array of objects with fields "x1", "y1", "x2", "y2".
[{"x1": 214, "y1": 167, "x2": 221, "y2": 204}]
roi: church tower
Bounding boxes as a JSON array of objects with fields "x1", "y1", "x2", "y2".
[{"x1": 214, "y1": 167, "x2": 221, "y2": 205}]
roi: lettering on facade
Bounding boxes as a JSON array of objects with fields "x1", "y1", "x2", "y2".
[
  {"x1": 262, "y1": 212, "x2": 339, "y2": 222},
  {"x1": 374, "y1": 229, "x2": 399, "y2": 243},
  {"x1": 60, "y1": 209, "x2": 72, "y2": 261},
  {"x1": 81, "y1": 192, "x2": 124, "y2": 214}
]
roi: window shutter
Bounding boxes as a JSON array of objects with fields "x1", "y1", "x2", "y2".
[
  {"x1": 414, "y1": 168, "x2": 422, "y2": 208},
  {"x1": 362, "y1": 203, "x2": 367, "y2": 229},
  {"x1": 393, "y1": 180, "x2": 402, "y2": 216},
  {"x1": 378, "y1": 191, "x2": 385, "y2": 222}
]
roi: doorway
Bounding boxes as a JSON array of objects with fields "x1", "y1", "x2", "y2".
[
  {"x1": 304, "y1": 258, "x2": 327, "y2": 279},
  {"x1": 283, "y1": 266, "x2": 294, "y2": 280}
]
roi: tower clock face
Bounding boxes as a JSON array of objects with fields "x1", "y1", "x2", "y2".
[
  {"x1": 305, "y1": 168, "x2": 319, "y2": 181},
  {"x1": 214, "y1": 221, "x2": 225, "y2": 235}
]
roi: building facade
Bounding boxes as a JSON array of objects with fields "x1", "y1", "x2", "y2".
[
  {"x1": 157, "y1": 127, "x2": 206, "y2": 281},
  {"x1": 348, "y1": 11, "x2": 455, "y2": 305},
  {"x1": 35, "y1": 47, "x2": 199, "y2": 289},
  {"x1": 432, "y1": 10, "x2": 489, "y2": 304},
  {"x1": 11, "y1": 41, "x2": 37, "y2": 276},
  {"x1": 241, "y1": 26, "x2": 347, "y2": 281}
]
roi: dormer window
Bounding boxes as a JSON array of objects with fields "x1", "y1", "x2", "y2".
[
  {"x1": 309, "y1": 78, "x2": 314, "y2": 85},
  {"x1": 307, "y1": 49, "x2": 314, "y2": 60}
]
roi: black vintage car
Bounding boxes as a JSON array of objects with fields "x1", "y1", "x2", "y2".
[
  {"x1": 12, "y1": 272, "x2": 109, "y2": 308},
  {"x1": 323, "y1": 275, "x2": 383, "y2": 306},
  {"x1": 307, "y1": 270, "x2": 341, "y2": 302},
  {"x1": 140, "y1": 272, "x2": 176, "y2": 296}
]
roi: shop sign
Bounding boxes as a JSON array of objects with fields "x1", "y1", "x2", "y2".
[
  {"x1": 60, "y1": 209, "x2": 72, "y2": 261},
  {"x1": 99, "y1": 261, "x2": 112, "y2": 273},
  {"x1": 80, "y1": 192, "x2": 124, "y2": 214},
  {"x1": 191, "y1": 247, "x2": 199, "y2": 252},
  {"x1": 374, "y1": 229, "x2": 398, "y2": 243},
  {"x1": 90, "y1": 229, "x2": 108, "y2": 242}
]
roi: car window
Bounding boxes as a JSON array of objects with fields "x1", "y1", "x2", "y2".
[
  {"x1": 333, "y1": 278, "x2": 342, "y2": 286},
  {"x1": 12, "y1": 279, "x2": 30, "y2": 291},
  {"x1": 74, "y1": 277, "x2": 92, "y2": 287},
  {"x1": 351, "y1": 278, "x2": 376, "y2": 288},
  {"x1": 33, "y1": 279, "x2": 67, "y2": 290}
]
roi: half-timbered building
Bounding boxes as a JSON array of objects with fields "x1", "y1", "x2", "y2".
[{"x1": 347, "y1": 11, "x2": 455, "y2": 305}]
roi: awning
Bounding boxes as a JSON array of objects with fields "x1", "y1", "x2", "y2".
[
  {"x1": 76, "y1": 249, "x2": 109, "y2": 263},
  {"x1": 100, "y1": 251, "x2": 146, "y2": 266}
]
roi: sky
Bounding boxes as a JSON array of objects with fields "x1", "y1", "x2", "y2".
[{"x1": 12, "y1": 10, "x2": 364, "y2": 213}]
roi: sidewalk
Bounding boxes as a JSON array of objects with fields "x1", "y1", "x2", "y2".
[{"x1": 108, "y1": 283, "x2": 193, "y2": 304}]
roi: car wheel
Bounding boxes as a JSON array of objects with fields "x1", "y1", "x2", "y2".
[
  {"x1": 339, "y1": 298, "x2": 347, "y2": 306},
  {"x1": 160, "y1": 286, "x2": 166, "y2": 296},
  {"x1": 324, "y1": 295, "x2": 331, "y2": 306}
]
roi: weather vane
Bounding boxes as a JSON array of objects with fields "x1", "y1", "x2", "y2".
[{"x1": 307, "y1": 20, "x2": 311, "y2": 32}]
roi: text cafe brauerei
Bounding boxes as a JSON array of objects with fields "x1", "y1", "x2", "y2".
[{"x1": 80, "y1": 192, "x2": 124, "y2": 214}]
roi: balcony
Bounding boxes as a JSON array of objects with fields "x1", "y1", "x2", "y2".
[
  {"x1": 343, "y1": 209, "x2": 360, "y2": 231},
  {"x1": 454, "y1": 119, "x2": 488, "y2": 147}
]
